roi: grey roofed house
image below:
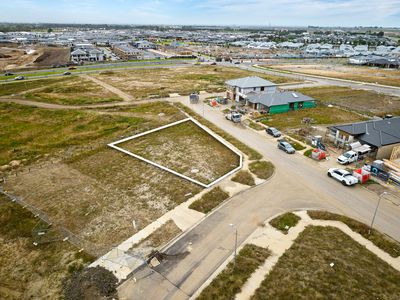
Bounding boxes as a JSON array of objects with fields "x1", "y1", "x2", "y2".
[
  {"x1": 225, "y1": 76, "x2": 276, "y2": 89},
  {"x1": 246, "y1": 91, "x2": 314, "y2": 107},
  {"x1": 331, "y1": 117, "x2": 400, "y2": 148}
]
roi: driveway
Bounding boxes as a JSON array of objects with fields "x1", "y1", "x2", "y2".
[{"x1": 118, "y1": 98, "x2": 400, "y2": 300}]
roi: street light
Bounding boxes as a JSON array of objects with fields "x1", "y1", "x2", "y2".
[
  {"x1": 229, "y1": 223, "x2": 238, "y2": 269},
  {"x1": 369, "y1": 191, "x2": 388, "y2": 235}
]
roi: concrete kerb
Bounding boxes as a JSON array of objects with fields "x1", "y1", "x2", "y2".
[{"x1": 108, "y1": 117, "x2": 243, "y2": 189}]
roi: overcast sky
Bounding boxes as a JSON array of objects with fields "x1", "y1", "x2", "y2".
[{"x1": 1, "y1": 0, "x2": 399, "y2": 27}]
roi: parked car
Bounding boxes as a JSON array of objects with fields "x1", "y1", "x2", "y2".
[
  {"x1": 63, "y1": 72, "x2": 71, "y2": 75},
  {"x1": 4, "y1": 72, "x2": 14, "y2": 76},
  {"x1": 327, "y1": 168, "x2": 358, "y2": 186},
  {"x1": 68, "y1": 66, "x2": 77, "y2": 70},
  {"x1": 277, "y1": 140, "x2": 295, "y2": 154},
  {"x1": 337, "y1": 150, "x2": 359, "y2": 165},
  {"x1": 266, "y1": 127, "x2": 281, "y2": 137},
  {"x1": 14, "y1": 76, "x2": 24, "y2": 80},
  {"x1": 210, "y1": 62, "x2": 217, "y2": 65},
  {"x1": 225, "y1": 112, "x2": 242, "y2": 123}
]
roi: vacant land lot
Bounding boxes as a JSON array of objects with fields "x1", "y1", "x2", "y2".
[
  {"x1": 120, "y1": 120, "x2": 240, "y2": 185},
  {"x1": 260, "y1": 105, "x2": 367, "y2": 131},
  {"x1": 0, "y1": 77, "x2": 67, "y2": 96},
  {"x1": 94, "y1": 65, "x2": 293, "y2": 100},
  {"x1": 266, "y1": 62, "x2": 400, "y2": 87},
  {"x1": 252, "y1": 226, "x2": 400, "y2": 299},
  {"x1": 297, "y1": 86, "x2": 400, "y2": 116},
  {"x1": 0, "y1": 46, "x2": 70, "y2": 71},
  {"x1": 23, "y1": 76, "x2": 122, "y2": 105},
  {"x1": 0, "y1": 194, "x2": 94, "y2": 300},
  {"x1": 1, "y1": 102, "x2": 204, "y2": 254},
  {"x1": 198, "y1": 244, "x2": 270, "y2": 300}
]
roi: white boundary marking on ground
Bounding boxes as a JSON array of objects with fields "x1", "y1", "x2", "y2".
[{"x1": 108, "y1": 117, "x2": 243, "y2": 188}]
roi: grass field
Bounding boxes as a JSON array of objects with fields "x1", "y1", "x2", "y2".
[
  {"x1": 248, "y1": 161, "x2": 275, "y2": 180},
  {"x1": 0, "y1": 77, "x2": 68, "y2": 96},
  {"x1": 94, "y1": 65, "x2": 294, "y2": 100},
  {"x1": 1, "y1": 102, "x2": 204, "y2": 254},
  {"x1": 23, "y1": 76, "x2": 122, "y2": 105},
  {"x1": 296, "y1": 86, "x2": 400, "y2": 116},
  {"x1": 269, "y1": 212, "x2": 301, "y2": 234},
  {"x1": 265, "y1": 62, "x2": 400, "y2": 87},
  {"x1": 189, "y1": 186, "x2": 229, "y2": 213},
  {"x1": 198, "y1": 244, "x2": 270, "y2": 300},
  {"x1": 251, "y1": 226, "x2": 400, "y2": 299},
  {"x1": 260, "y1": 105, "x2": 367, "y2": 131},
  {"x1": 308, "y1": 211, "x2": 400, "y2": 257},
  {"x1": 120, "y1": 120, "x2": 240, "y2": 185},
  {"x1": 0, "y1": 194, "x2": 94, "y2": 300},
  {"x1": 231, "y1": 170, "x2": 255, "y2": 186}
]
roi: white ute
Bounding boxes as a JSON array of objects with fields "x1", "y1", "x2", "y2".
[
  {"x1": 327, "y1": 168, "x2": 358, "y2": 186},
  {"x1": 337, "y1": 150, "x2": 358, "y2": 165},
  {"x1": 225, "y1": 112, "x2": 241, "y2": 123}
]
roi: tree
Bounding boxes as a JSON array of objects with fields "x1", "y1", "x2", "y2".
[
  {"x1": 377, "y1": 31, "x2": 384, "y2": 37},
  {"x1": 47, "y1": 28, "x2": 53, "y2": 33}
]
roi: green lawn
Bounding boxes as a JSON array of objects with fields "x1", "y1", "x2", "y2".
[
  {"x1": 269, "y1": 212, "x2": 301, "y2": 234},
  {"x1": 252, "y1": 226, "x2": 400, "y2": 299}
]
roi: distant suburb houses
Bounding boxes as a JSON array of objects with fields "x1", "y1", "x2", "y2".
[{"x1": 225, "y1": 76, "x2": 316, "y2": 114}]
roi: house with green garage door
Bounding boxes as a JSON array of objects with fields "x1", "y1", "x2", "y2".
[{"x1": 245, "y1": 90, "x2": 316, "y2": 114}]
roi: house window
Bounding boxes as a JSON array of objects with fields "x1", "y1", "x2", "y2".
[{"x1": 261, "y1": 87, "x2": 265, "y2": 91}]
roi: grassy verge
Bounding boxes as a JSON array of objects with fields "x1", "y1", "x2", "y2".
[
  {"x1": 303, "y1": 149, "x2": 313, "y2": 157},
  {"x1": 189, "y1": 187, "x2": 229, "y2": 213},
  {"x1": 198, "y1": 244, "x2": 270, "y2": 300},
  {"x1": 0, "y1": 194, "x2": 95, "y2": 299},
  {"x1": 251, "y1": 226, "x2": 400, "y2": 299},
  {"x1": 269, "y1": 212, "x2": 301, "y2": 234},
  {"x1": 308, "y1": 211, "x2": 400, "y2": 258},
  {"x1": 248, "y1": 121, "x2": 265, "y2": 131},
  {"x1": 285, "y1": 137, "x2": 306, "y2": 150},
  {"x1": 231, "y1": 170, "x2": 255, "y2": 186},
  {"x1": 175, "y1": 103, "x2": 262, "y2": 160},
  {"x1": 249, "y1": 161, "x2": 275, "y2": 180},
  {"x1": 0, "y1": 77, "x2": 68, "y2": 96},
  {"x1": 260, "y1": 105, "x2": 367, "y2": 131}
]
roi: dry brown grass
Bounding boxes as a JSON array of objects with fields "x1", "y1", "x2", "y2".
[
  {"x1": 24, "y1": 76, "x2": 122, "y2": 105},
  {"x1": 297, "y1": 86, "x2": 400, "y2": 116},
  {"x1": 249, "y1": 161, "x2": 274, "y2": 180},
  {"x1": 252, "y1": 226, "x2": 400, "y2": 299},
  {"x1": 269, "y1": 212, "x2": 301, "y2": 234},
  {"x1": 0, "y1": 195, "x2": 94, "y2": 300},
  {"x1": 268, "y1": 63, "x2": 400, "y2": 87},
  {"x1": 231, "y1": 170, "x2": 255, "y2": 186},
  {"x1": 94, "y1": 65, "x2": 293, "y2": 100},
  {"x1": 119, "y1": 120, "x2": 240, "y2": 185},
  {"x1": 132, "y1": 220, "x2": 181, "y2": 249}
]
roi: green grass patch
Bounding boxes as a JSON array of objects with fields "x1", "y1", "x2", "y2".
[
  {"x1": 308, "y1": 210, "x2": 400, "y2": 258},
  {"x1": 285, "y1": 137, "x2": 306, "y2": 150},
  {"x1": 175, "y1": 103, "x2": 262, "y2": 160},
  {"x1": 303, "y1": 148, "x2": 313, "y2": 157},
  {"x1": 260, "y1": 105, "x2": 367, "y2": 131},
  {"x1": 249, "y1": 161, "x2": 274, "y2": 180},
  {"x1": 189, "y1": 187, "x2": 229, "y2": 213},
  {"x1": 198, "y1": 244, "x2": 270, "y2": 300},
  {"x1": 269, "y1": 212, "x2": 301, "y2": 234},
  {"x1": 248, "y1": 121, "x2": 264, "y2": 131},
  {"x1": 251, "y1": 226, "x2": 400, "y2": 299},
  {"x1": 231, "y1": 170, "x2": 255, "y2": 186}
]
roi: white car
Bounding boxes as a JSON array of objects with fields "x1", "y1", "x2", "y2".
[{"x1": 327, "y1": 168, "x2": 358, "y2": 186}]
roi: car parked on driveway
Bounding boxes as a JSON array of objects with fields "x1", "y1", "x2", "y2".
[
  {"x1": 277, "y1": 139, "x2": 295, "y2": 154},
  {"x1": 266, "y1": 127, "x2": 281, "y2": 137},
  {"x1": 14, "y1": 76, "x2": 24, "y2": 80},
  {"x1": 327, "y1": 168, "x2": 358, "y2": 186}
]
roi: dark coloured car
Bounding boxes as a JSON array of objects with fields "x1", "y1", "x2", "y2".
[
  {"x1": 277, "y1": 140, "x2": 295, "y2": 154},
  {"x1": 4, "y1": 72, "x2": 14, "y2": 76},
  {"x1": 266, "y1": 127, "x2": 281, "y2": 137},
  {"x1": 63, "y1": 72, "x2": 72, "y2": 75}
]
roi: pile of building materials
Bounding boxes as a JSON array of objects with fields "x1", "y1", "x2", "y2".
[
  {"x1": 353, "y1": 168, "x2": 371, "y2": 184},
  {"x1": 311, "y1": 148, "x2": 326, "y2": 161}
]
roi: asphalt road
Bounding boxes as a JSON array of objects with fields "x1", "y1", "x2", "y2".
[{"x1": 118, "y1": 99, "x2": 400, "y2": 300}]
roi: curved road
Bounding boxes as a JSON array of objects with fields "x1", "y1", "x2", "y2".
[{"x1": 118, "y1": 98, "x2": 400, "y2": 300}]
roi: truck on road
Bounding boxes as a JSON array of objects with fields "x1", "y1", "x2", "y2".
[{"x1": 225, "y1": 112, "x2": 242, "y2": 123}]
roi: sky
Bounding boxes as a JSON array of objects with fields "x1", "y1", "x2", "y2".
[{"x1": 0, "y1": 0, "x2": 399, "y2": 27}]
